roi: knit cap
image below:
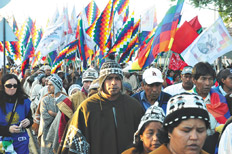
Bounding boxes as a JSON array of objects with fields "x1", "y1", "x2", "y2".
[
  {"x1": 100, "y1": 60, "x2": 123, "y2": 79},
  {"x1": 49, "y1": 74, "x2": 63, "y2": 94},
  {"x1": 82, "y1": 68, "x2": 98, "y2": 83},
  {"x1": 68, "y1": 84, "x2": 82, "y2": 96},
  {"x1": 134, "y1": 105, "x2": 165, "y2": 144},
  {"x1": 164, "y1": 93, "x2": 210, "y2": 129},
  {"x1": 123, "y1": 82, "x2": 132, "y2": 92},
  {"x1": 37, "y1": 73, "x2": 46, "y2": 84},
  {"x1": 44, "y1": 65, "x2": 51, "y2": 70},
  {"x1": 99, "y1": 60, "x2": 123, "y2": 91},
  {"x1": 89, "y1": 79, "x2": 100, "y2": 91}
]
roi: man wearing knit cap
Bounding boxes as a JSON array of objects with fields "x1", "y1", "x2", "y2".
[
  {"x1": 30, "y1": 73, "x2": 46, "y2": 116},
  {"x1": 59, "y1": 59, "x2": 144, "y2": 154},
  {"x1": 81, "y1": 68, "x2": 99, "y2": 95},
  {"x1": 38, "y1": 74, "x2": 67, "y2": 153},
  {"x1": 57, "y1": 68, "x2": 98, "y2": 144},
  {"x1": 132, "y1": 67, "x2": 171, "y2": 113},
  {"x1": 44, "y1": 65, "x2": 51, "y2": 77}
]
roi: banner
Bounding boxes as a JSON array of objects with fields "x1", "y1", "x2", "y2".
[
  {"x1": 168, "y1": 53, "x2": 188, "y2": 70},
  {"x1": 35, "y1": 21, "x2": 64, "y2": 57},
  {"x1": 181, "y1": 17, "x2": 232, "y2": 66}
]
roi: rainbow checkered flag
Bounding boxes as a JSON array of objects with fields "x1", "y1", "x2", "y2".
[
  {"x1": 86, "y1": 0, "x2": 117, "y2": 53},
  {"x1": 142, "y1": 0, "x2": 184, "y2": 69}
]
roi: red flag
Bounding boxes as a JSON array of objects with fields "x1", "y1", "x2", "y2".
[
  {"x1": 171, "y1": 21, "x2": 199, "y2": 54},
  {"x1": 188, "y1": 16, "x2": 202, "y2": 33},
  {"x1": 168, "y1": 53, "x2": 188, "y2": 71}
]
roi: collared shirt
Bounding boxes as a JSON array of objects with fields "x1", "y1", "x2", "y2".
[
  {"x1": 140, "y1": 91, "x2": 159, "y2": 110},
  {"x1": 132, "y1": 90, "x2": 171, "y2": 113},
  {"x1": 193, "y1": 87, "x2": 220, "y2": 135}
]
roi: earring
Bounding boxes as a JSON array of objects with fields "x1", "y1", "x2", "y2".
[
  {"x1": 168, "y1": 135, "x2": 170, "y2": 139},
  {"x1": 140, "y1": 138, "x2": 143, "y2": 141}
]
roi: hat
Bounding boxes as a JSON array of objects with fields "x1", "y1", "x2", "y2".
[
  {"x1": 44, "y1": 65, "x2": 51, "y2": 70},
  {"x1": 123, "y1": 82, "x2": 132, "y2": 92},
  {"x1": 134, "y1": 105, "x2": 165, "y2": 144},
  {"x1": 82, "y1": 68, "x2": 98, "y2": 83},
  {"x1": 181, "y1": 66, "x2": 193, "y2": 75},
  {"x1": 100, "y1": 60, "x2": 123, "y2": 79},
  {"x1": 99, "y1": 60, "x2": 123, "y2": 90},
  {"x1": 164, "y1": 93, "x2": 210, "y2": 129},
  {"x1": 57, "y1": 70, "x2": 64, "y2": 74},
  {"x1": 49, "y1": 74, "x2": 63, "y2": 94},
  {"x1": 220, "y1": 68, "x2": 232, "y2": 79},
  {"x1": 89, "y1": 79, "x2": 100, "y2": 91},
  {"x1": 37, "y1": 73, "x2": 46, "y2": 84},
  {"x1": 143, "y1": 68, "x2": 163, "y2": 84},
  {"x1": 68, "y1": 84, "x2": 82, "y2": 96}
]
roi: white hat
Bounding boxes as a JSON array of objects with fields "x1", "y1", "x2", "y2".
[
  {"x1": 68, "y1": 84, "x2": 82, "y2": 96},
  {"x1": 82, "y1": 68, "x2": 98, "y2": 83},
  {"x1": 164, "y1": 93, "x2": 210, "y2": 128},
  {"x1": 143, "y1": 68, "x2": 163, "y2": 84},
  {"x1": 134, "y1": 105, "x2": 165, "y2": 144}
]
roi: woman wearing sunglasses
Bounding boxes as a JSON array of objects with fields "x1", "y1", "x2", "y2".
[{"x1": 0, "y1": 74, "x2": 33, "y2": 154}]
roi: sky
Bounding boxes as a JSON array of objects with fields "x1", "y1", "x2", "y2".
[{"x1": 0, "y1": 0, "x2": 218, "y2": 29}]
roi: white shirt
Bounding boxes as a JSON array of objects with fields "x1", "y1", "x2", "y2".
[
  {"x1": 218, "y1": 123, "x2": 232, "y2": 154},
  {"x1": 163, "y1": 82, "x2": 190, "y2": 96}
]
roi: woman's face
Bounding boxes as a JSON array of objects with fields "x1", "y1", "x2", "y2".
[
  {"x1": 140, "y1": 121, "x2": 162, "y2": 153},
  {"x1": 168, "y1": 119, "x2": 207, "y2": 154},
  {"x1": 4, "y1": 78, "x2": 18, "y2": 96}
]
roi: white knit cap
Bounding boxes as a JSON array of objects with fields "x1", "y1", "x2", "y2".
[
  {"x1": 68, "y1": 84, "x2": 82, "y2": 96},
  {"x1": 134, "y1": 105, "x2": 165, "y2": 144},
  {"x1": 164, "y1": 93, "x2": 210, "y2": 128},
  {"x1": 49, "y1": 74, "x2": 63, "y2": 94},
  {"x1": 82, "y1": 68, "x2": 98, "y2": 83}
]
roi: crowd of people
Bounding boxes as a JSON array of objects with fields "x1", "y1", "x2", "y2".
[{"x1": 0, "y1": 58, "x2": 232, "y2": 154}]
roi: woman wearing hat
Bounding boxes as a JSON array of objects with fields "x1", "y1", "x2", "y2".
[
  {"x1": 150, "y1": 93, "x2": 210, "y2": 154},
  {"x1": 122, "y1": 105, "x2": 165, "y2": 154}
]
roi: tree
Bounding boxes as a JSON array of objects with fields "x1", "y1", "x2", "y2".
[{"x1": 171, "y1": 0, "x2": 232, "y2": 25}]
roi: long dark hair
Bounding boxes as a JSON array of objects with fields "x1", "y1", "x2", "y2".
[
  {"x1": 132, "y1": 121, "x2": 151, "y2": 154},
  {"x1": 0, "y1": 74, "x2": 28, "y2": 114}
]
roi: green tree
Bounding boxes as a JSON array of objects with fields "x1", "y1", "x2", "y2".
[{"x1": 172, "y1": 0, "x2": 232, "y2": 25}]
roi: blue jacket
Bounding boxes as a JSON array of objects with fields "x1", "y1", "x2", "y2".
[{"x1": 132, "y1": 91, "x2": 171, "y2": 114}]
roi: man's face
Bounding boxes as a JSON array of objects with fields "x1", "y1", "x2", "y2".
[
  {"x1": 47, "y1": 81, "x2": 55, "y2": 94},
  {"x1": 193, "y1": 75, "x2": 214, "y2": 97},
  {"x1": 45, "y1": 69, "x2": 51, "y2": 76},
  {"x1": 103, "y1": 74, "x2": 122, "y2": 96},
  {"x1": 181, "y1": 74, "x2": 193, "y2": 90},
  {"x1": 142, "y1": 82, "x2": 162, "y2": 101},
  {"x1": 41, "y1": 77, "x2": 46, "y2": 86},
  {"x1": 222, "y1": 75, "x2": 232, "y2": 91},
  {"x1": 83, "y1": 81, "x2": 92, "y2": 92}
]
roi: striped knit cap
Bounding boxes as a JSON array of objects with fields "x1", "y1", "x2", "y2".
[
  {"x1": 99, "y1": 60, "x2": 123, "y2": 91},
  {"x1": 49, "y1": 74, "x2": 63, "y2": 94},
  {"x1": 100, "y1": 60, "x2": 123, "y2": 79},
  {"x1": 164, "y1": 93, "x2": 210, "y2": 129}
]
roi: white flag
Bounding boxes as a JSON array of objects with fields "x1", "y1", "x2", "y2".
[
  {"x1": 181, "y1": 17, "x2": 232, "y2": 66},
  {"x1": 35, "y1": 21, "x2": 64, "y2": 57},
  {"x1": 140, "y1": 6, "x2": 156, "y2": 31},
  {"x1": 81, "y1": 11, "x2": 96, "y2": 50}
]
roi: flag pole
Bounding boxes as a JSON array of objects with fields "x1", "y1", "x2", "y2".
[
  {"x1": 162, "y1": 49, "x2": 172, "y2": 77},
  {"x1": 3, "y1": 18, "x2": 6, "y2": 75}
]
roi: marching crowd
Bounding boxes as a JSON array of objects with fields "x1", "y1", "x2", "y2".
[{"x1": 0, "y1": 58, "x2": 232, "y2": 154}]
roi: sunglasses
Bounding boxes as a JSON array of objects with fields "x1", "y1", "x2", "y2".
[{"x1": 5, "y1": 84, "x2": 18, "y2": 89}]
